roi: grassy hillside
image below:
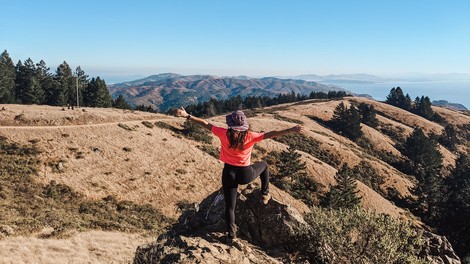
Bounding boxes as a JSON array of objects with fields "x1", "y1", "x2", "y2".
[{"x1": 0, "y1": 98, "x2": 469, "y2": 262}]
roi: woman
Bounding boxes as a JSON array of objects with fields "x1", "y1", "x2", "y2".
[{"x1": 176, "y1": 107, "x2": 304, "y2": 241}]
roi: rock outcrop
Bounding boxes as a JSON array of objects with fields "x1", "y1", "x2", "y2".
[
  {"x1": 420, "y1": 231, "x2": 461, "y2": 264},
  {"x1": 134, "y1": 185, "x2": 461, "y2": 263},
  {"x1": 134, "y1": 185, "x2": 307, "y2": 263}
]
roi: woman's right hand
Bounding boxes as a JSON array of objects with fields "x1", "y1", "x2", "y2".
[{"x1": 175, "y1": 107, "x2": 188, "y2": 118}]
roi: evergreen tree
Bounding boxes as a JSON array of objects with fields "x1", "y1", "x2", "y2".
[
  {"x1": 83, "y1": 77, "x2": 112, "y2": 107},
  {"x1": 403, "y1": 127, "x2": 446, "y2": 226},
  {"x1": 36, "y1": 60, "x2": 56, "y2": 106},
  {"x1": 442, "y1": 154, "x2": 470, "y2": 257},
  {"x1": 386, "y1": 87, "x2": 411, "y2": 110},
  {"x1": 358, "y1": 103, "x2": 379, "y2": 128},
  {"x1": 272, "y1": 147, "x2": 316, "y2": 206},
  {"x1": 439, "y1": 124, "x2": 459, "y2": 151},
  {"x1": 55, "y1": 61, "x2": 73, "y2": 106},
  {"x1": 321, "y1": 164, "x2": 361, "y2": 209},
  {"x1": 112, "y1": 94, "x2": 132, "y2": 109},
  {"x1": 330, "y1": 102, "x2": 363, "y2": 140},
  {"x1": 0, "y1": 50, "x2": 16, "y2": 103},
  {"x1": 274, "y1": 147, "x2": 307, "y2": 184},
  {"x1": 74, "y1": 66, "x2": 89, "y2": 107},
  {"x1": 414, "y1": 96, "x2": 434, "y2": 120},
  {"x1": 15, "y1": 58, "x2": 44, "y2": 104},
  {"x1": 402, "y1": 127, "x2": 443, "y2": 175}
]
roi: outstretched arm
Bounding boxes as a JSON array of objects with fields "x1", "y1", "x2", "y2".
[
  {"x1": 175, "y1": 107, "x2": 213, "y2": 131},
  {"x1": 263, "y1": 125, "x2": 304, "y2": 139}
]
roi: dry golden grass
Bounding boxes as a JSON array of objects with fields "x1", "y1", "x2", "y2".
[
  {"x1": 0, "y1": 231, "x2": 152, "y2": 264},
  {"x1": 1, "y1": 98, "x2": 467, "y2": 263}
]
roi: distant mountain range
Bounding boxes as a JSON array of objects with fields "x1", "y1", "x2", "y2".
[
  {"x1": 283, "y1": 73, "x2": 470, "y2": 83},
  {"x1": 108, "y1": 73, "x2": 346, "y2": 112}
]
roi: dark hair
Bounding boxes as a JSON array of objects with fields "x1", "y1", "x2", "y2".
[{"x1": 227, "y1": 128, "x2": 248, "y2": 150}]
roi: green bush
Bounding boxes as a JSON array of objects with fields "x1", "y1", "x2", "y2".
[
  {"x1": 141, "y1": 121, "x2": 154, "y2": 128},
  {"x1": 352, "y1": 160, "x2": 385, "y2": 196},
  {"x1": 182, "y1": 120, "x2": 212, "y2": 144},
  {"x1": 273, "y1": 114, "x2": 304, "y2": 124},
  {"x1": 118, "y1": 123, "x2": 135, "y2": 131},
  {"x1": 273, "y1": 133, "x2": 341, "y2": 167},
  {"x1": 293, "y1": 207, "x2": 426, "y2": 263}
]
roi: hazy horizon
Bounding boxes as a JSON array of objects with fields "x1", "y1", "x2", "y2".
[
  {"x1": 2, "y1": 0, "x2": 469, "y2": 107},
  {"x1": 2, "y1": 1, "x2": 469, "y2": 75}
]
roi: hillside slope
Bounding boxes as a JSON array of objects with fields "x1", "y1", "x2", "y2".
[
  {"x1": 107, "y1": 73, "x2": 344, "y2": 111},
  {"x1": 0, "y1": 99, "x2": 468, "y2": 263}
]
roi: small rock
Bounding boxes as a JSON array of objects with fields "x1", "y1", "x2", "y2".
[
  {"x1": 0, "y1": 225, "x2": 14, "y2": 237},
  {"x1": 57, "y1": 162, "x2": 64, "y2": 172}
]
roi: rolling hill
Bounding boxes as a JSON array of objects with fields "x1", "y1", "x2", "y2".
[
  {"x1": 107, "y1": 73, "x2": 346, "y2": 111},
  {"x1": 0, "y1": 97, "x2": 469, "y2": 263}
]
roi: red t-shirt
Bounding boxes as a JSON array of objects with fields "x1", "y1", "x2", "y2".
[{"x1": 211, "y1": 126, "x2": 265, "y2": 167}]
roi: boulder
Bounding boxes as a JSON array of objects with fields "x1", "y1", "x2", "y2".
[
  {"x1": 133, "y1": 185, "x2": 462, "y2": 264},
  {"x1": 134, "y1": 185, "x2": 308, "y2": 263},
  {"x1": 134, "y1": 233, "x2": 281, "y2": 264},
  {"x1": 420, "y1": 231, "x2": 461, "y2": 264}
]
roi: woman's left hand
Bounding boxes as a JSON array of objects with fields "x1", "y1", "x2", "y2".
[{"x1": 290, "y1": 125, "x2": 305, "y2": 134}]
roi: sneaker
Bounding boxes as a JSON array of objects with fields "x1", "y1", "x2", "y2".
[{"x1": 262, "y1": 193, "x2": 271, "y2": 205}]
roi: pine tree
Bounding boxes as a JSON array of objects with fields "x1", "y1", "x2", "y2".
[
  {"x1": 330, "y1": 102, "x2": 363, "y2": 140},
  {"x1": 386, "y1": 87, "x2": 411, "y2": 110},
  {"x1": 273, "y1": 147, "x2": 316, "y2": 206},
  {"x1": 74, "y1": 66, "x2": 89, "y2": 107},
  {"x1": 55, "y1": 62, "x2": 73, "y2": 106},
  {"x1": 403, "y1": 127, "x2": 446, "y2": 227},
  {"x1": 275, "y1": 147, "x2": 307, "y2": 182},
  {"x1": 414, "y1": 96, "x2": 434, "y2": 120},
  {"x1": 15, "y1": 58, "x2": 44, "y2": 104},
  {"x1": 0, "y1": 50, "x2": 16, "y2": 103},
  {"x1": 84, "y1": 77, "x2": 112, "y2": 107},
  {"x1": 321, "y1": 164, "x2": 361, "y2": 209},
  {"x1": 442, "y1": 154, "x2": 470, "y2": 257},
  {"x1": 36, "y1": 60, "x2": 59, "y2": 106},
  {"x1": 112, "y1": 94, "x2": 132, "y2": 109},
  {"x1": 358, "y1": 103, "x2": 379, "y2": 128},
  {"x1": 439, "y1": 124, "x2": 458, "y2": 151},
  {"x1": 402, "y1": 127, "x2": 443, "y2": 176}
]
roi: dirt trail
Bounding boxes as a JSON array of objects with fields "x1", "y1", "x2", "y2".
[{"x1": 0, "y1": 118, "x2": 173, "y2": 129}]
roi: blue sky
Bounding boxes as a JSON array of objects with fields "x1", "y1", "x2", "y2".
[{"x1": 1, "y1": 0, "x2": 469, "y2": 80}]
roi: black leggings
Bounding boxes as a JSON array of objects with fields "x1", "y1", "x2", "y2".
[{"x1": 222, "y1": 161, "x2": 269, "y2": 237}]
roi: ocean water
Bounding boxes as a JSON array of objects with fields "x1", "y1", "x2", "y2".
[{"x1": 328, "y1": 81, "x2": 470, "y2": 109}]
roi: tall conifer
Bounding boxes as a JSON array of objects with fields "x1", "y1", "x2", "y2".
[
  {"x1": 321, "y1": 164, "x2": 361, "y2": 209},
  {"x1": 0, "y1": 50, "x2": 16, "y2": 103}
]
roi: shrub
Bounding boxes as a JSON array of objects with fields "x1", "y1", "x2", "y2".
[
  {"x1": 352, "y1": 160, "x2": 385, "y2": 196},
  {"x1": 273, "y1": 133, "x2": 341, "y2": 167},
  {"x1": 118, "y1": 123, "x2": 135, "y2": 131},
  {"x1": 273, "y1": 114, "x2": 304, "y2": 124},
  {"x1": 293, "y1": 207, "x2": 426, "y2": 263},
  {"x1": 182, "y1": 120, "x2": 212, "y2": 144},
  {"x1": 197, "y1": 145, "x2": 219, "y2": 159},
  {"x1": 154, "y1": 121, "x2": 175, "y2": 131},
  {"x1": 141, "y1": 121, "x2": 154, "y2": 128}
]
